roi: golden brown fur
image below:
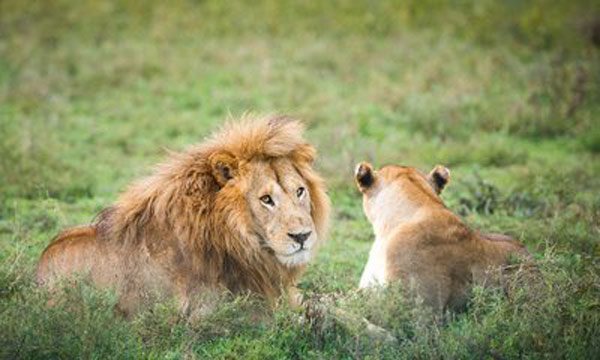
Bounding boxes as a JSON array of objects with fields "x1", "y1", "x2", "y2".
[
  {"x1": 355, "y1": 162, "x2": 528, "y2": 312},
  {"x1": 37, "y1": 115, "x2": 330, "y2": 315}
]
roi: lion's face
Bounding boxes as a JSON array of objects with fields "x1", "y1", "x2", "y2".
[
  {"x1": 211, "y1": 153, "x2": 319, "y2": 267},
  {"x1": 241, "y1": 158, "x2": 316, "y2": 266},
  {"x1": 204, "y1": 118, "x2": 329, "y2": 270}
]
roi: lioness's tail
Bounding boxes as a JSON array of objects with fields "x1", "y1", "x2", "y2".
[
  {"x1": 481, "y1": 233, "x2": 530, "y2": 262},
  {"x1": 480, "y1": 232, "x2": 541, "y2": 296}
]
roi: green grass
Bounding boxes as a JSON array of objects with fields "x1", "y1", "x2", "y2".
[{"x1": 1, "y1": 0, "x2": 600, "y2": 358}]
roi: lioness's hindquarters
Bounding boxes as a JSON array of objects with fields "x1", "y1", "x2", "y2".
[{"x1": 354, "y1": 161, "x2": 528, "y2": 311}]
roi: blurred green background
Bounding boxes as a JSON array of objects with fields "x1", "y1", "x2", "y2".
[{"x1": 1, "y1": 1, "x2": 599, "y2": 358}]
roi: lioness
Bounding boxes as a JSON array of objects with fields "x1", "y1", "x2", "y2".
[
  {"x1": 355, "y1": 162, "x2": 528, "y2": 311},
  {"x1": 37, "y1": 115, "x2": 330, "y2": 315}
]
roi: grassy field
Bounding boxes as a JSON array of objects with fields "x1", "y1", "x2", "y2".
[{"x1": 1, "y1": 0, "x2": 600, "y2": 358}]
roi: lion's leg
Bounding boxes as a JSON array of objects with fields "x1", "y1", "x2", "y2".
[
  {"x1": 304, "y1": 297, "x2": 397, "y2": 344},
  {"x1": 287, "y1": 286, "x2": 303, "y2": 310}
]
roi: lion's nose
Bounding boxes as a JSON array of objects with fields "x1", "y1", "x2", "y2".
[{"x1": 287, "y1": 231, "x2": 312, "y2": 246}]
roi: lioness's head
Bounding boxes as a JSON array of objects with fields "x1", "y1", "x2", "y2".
[
  {"x1": 354, "y1": 162, "x2": 450, "y2": 224},
  {"x1": 202, "y1": 117, "x2": 329, "y2": 268}
]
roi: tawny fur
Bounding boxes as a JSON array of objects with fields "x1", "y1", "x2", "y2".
[
  {"x1": 37, "y1": 115, "x2": 330, "y2": 315},
  {"x1": 355, "y1": 163, "x2": 528, "y2": 312}
]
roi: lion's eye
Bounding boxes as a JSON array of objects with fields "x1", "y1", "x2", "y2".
[
  {"x1": 260, "y1": 195, "x2": 275, "y2": 206},
  {"x1": 296, "y1": 187, "x2": 305, "y2": 198}
]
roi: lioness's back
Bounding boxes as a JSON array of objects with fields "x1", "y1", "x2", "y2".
[{"x1": 355, "y1": 161, "x2": 530, "y2": 312}]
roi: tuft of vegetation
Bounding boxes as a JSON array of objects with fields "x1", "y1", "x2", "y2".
[{"x1": 1, "y1": 0, "x2": 599, "y2": 358}]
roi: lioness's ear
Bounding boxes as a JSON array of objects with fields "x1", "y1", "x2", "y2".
[
  {"x1": 428, "y1": 165, "x2": 450, "y2": 194},
  {"x1": 209, "y1": 152, "x2": 238, "y2": 187},
  {"x1": 355, "y1": 162, "x2": 375, "y2": 192}
]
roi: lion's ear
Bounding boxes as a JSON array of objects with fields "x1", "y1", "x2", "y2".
[
  {"x1": 355, "y1": 162, "x2": 375, "y2": 192},
  {"x1": 428, "y1": 165, "x2": 450, "y2": 194},
  {"x1": 209, "y1": 152, "x2": 239, "y2": 187}
]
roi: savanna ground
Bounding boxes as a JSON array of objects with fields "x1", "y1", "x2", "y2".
[{"x1": 1, "y1": 1, "x2": 600, "y2": 358}]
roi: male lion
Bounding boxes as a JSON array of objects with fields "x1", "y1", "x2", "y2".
[
  {"x1": 355, "y1": 162, "x2": 529, "y2": 312},
  {"x1": 37, "y1": 115, "x2": 330, "y2": 315}
]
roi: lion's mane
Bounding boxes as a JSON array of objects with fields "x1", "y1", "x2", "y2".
[{"x1": 92, "y1": 115, "x2": 330, "y2": 301}]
